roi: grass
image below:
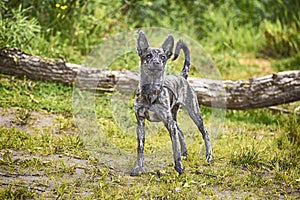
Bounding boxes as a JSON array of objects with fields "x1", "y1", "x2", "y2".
[
  {"x1": 0, "y1": 127, "x2": 85, "y2": 157},
  {"x1": 0, "y1": 73, "x2": 299, "y2": 199},
  {"x1": 0, "y1": 185, "x2": 35, "y2": 200},
  {"x1": 0, "y1": 74, "x2": 72, "y2": 113}
]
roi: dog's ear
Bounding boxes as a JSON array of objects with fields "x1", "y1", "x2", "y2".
[
  {"x1": 162, "y1": 34, "x2": 174, "y2": 59},
  {"x1": 137, "y1": 31, "x2": 149, "y2": 56}
]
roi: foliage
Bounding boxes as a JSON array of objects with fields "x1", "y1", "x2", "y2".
[
  {"x1": 273, "y1": 51, "x2": 300, "y2": 71},
  {"x1": 0, "y1": 5, "x2": 41, "y2": 52},
  {"x1": 284, "y1": 114, "x2": 300, "y2": 147},
  {"x1": 0, "y1": 0, "x2": 126, "y2": 62},
  {"x1": 0, "y1": 185, "x2": 35, "y2": 200},
  {"x1": 0, "y1": 126, "x2": 84, "y2": 156},
  {"x1": 1, "y1": 0, "x2": 300, "y2": 66},
  {"x1": 261, "y1": 18, "x2": 300, "y2": 58}
]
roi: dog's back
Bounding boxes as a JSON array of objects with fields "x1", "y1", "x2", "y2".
[{"x1": 163, "y1": 39, "x2": 194, "y2": 108}]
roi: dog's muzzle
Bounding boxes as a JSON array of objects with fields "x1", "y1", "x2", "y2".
[{"x1": 147, "y1": 64, "x2": 164, "y2": 72}]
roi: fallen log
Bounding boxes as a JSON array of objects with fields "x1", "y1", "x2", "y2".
[{"x1": 0, "y1": 48, "x2": 299, "y2": 110}]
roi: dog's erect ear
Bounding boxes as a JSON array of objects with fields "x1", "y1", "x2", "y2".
[
  {"x1": 137, "y1": 31, "x2": 150, "y2": 56},
  {"x1": 162, "y1": 34, "x2": 174, "y2": 59}
]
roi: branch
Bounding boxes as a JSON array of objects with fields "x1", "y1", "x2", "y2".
[{"x1": 1, "y1": 48, "x2": 299, "y2": 110}]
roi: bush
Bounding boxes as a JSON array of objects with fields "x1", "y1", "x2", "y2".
[
  {"x1": 0, "y1": 5, "x2": 41, "y2": 52},
  {"x1": 1, "y1": 0, "x2": 300, "y2": 64},
  {"x1": 260, "y1": 18, "x2": 300, "y2": 58}
]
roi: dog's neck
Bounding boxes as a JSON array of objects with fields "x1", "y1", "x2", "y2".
[{"x1": 140, "y1": 67, "x2": 165, "y2": 95}]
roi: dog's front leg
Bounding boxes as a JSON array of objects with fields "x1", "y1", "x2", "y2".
[
  {"x1": 130, "y1": 116, "x2": 145, "y2": 176},
  {"x1": 164, "y1": 119, "x2": 184, "y2": 175}
]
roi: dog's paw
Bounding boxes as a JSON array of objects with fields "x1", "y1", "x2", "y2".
[
  {"x1": 130, "y1": 166, "x2": 143, "y2": 176},
  {"x1": 174, "y1": 165, "x2": 185, "y2": 175},
  {"x1": 181, "y1": 151, "x2": 188, "y2": 160},
  {"x1": 206, "y1": 154, "x2": 214, "y2": 164}
]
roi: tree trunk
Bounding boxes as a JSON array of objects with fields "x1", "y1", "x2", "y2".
[{"x1": 1, "y1": 48, "x2": 300, "y2": 110}]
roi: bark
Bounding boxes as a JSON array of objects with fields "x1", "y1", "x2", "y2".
[{"x1": 1, "y1": 48, "x2": 300, "y2": 110}]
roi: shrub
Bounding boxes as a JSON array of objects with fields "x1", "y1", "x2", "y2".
[
  {"x1": 260, "y1": 19, "x2": 300, "y2": 58},
  {"x1": 0, "y1": 5, "x2": 41, "y2": 52}
]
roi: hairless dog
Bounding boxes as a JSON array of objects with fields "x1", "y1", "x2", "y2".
[{"x1": 131, "y1": 31, "x2": 214, "y2": 176}]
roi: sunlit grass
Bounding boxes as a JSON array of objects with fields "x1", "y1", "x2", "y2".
[{"x1": 0, "y1": 74, "x2": 299, "y2": 198}]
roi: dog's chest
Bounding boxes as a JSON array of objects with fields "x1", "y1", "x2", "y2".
[
  {"x1": 135, "y1": 89, "x2": 171, "y2": 122},
  {"x1": 135, "y1": 95, "x2": 162, "y2": 122}
]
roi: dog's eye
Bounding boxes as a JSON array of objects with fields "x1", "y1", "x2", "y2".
[
  {"x1": 161, "y1": 55, "x2": 166, "y2": 60},
  {"x1": 146, "y1": 54, "x2": 152, "y2": 59}
]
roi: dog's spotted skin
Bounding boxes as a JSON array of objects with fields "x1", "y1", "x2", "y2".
[{"x1": 131, "y1": 31, "x2": 214, "y2": 176}]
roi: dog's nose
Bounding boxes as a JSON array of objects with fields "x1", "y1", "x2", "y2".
[{"x1": 153, "y1": 60, "x2": 160, "y2": 65}]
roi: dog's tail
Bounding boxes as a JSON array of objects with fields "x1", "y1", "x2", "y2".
[{"x1": 172, "y1": 39, "x2": 190, "y2": 79}]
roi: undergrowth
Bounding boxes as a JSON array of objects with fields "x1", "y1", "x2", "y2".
[{"x1": 1, "y1": 0, "x2": 300, "y2": 66}]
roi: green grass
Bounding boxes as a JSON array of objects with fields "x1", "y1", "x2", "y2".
[
  {"x1": 0, "y1": 74, "x2": 72, "y2": 113},
  {"x1": 0, "y1": 127, "x2": 86, "y2": 157},
  {"x1": 0, "y1": 185, "x2": 35, "y2": 200},
  {"x1": 272, "y1": 51, "x2": 300, "y2": 71},
  {"x1": 0, "y1": 74, "x2": 299, "y2": 199}
]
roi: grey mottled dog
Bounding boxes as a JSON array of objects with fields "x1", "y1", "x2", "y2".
[{"x1": 131, "y1": 31, "x2": 214, "y2": 176}]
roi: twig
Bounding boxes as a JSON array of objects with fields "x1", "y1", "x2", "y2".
[{"x1": 268, "y1": 106, "x2": 300, "y2": 116}]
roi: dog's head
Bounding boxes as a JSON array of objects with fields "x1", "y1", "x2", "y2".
[{"x1": 137, "y1": 31, "x2": 174, "y2": 73}]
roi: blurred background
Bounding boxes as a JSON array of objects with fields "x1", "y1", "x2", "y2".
[{"x1": 1, "y1": 0, "x2": 299, "y2": 80}]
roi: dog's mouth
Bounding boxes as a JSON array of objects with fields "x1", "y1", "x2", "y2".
[{"x1": 147, "y1": 65, "x2": 164, "y2": 72}]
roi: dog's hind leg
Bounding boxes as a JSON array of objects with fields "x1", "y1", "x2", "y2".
[
  {"x1": 185, "y1": 97, "x2": 214, "y2": 163},
  {"x1": 171, "y1": 104, "x2": 188, "y2": 159},
  {"x1": 130, "y1": 117, "x2": 146, "y2": 176}
]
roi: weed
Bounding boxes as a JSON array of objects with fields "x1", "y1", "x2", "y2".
[
  {"x1": 54, "y1": 115, "x2": 75, "y2": 133},
  {"x1": 13, "y1": 108, "x2": 32, "y2": 126},
  {"x1": 1, "y1": 1, "x2": 300, "y2": 198},
  {"x1": 230, "y1": 140, "x2": 264, "y2": 167},
  {"x1": 0, "y1": 185, "x2": 35, "y2": 200},
  {"x1": 0, "y1": 126, "x2": 87, "y2": 157},
  {"x1": 272, "y1": 51, "x2": 300, "y2": 71},
  {"x1": 54, "y1": 182, "x2": 71, "y2": 199},
  {"x1": 285, "y1": 114, "x2": 300, "y2": 146},
  {"x1": 0, "y1": 5, "x2": 41, "y2": 52}
]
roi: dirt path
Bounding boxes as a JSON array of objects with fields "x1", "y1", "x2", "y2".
[
  {"x1": 0, "y1": 107, "x2": 103, "y2": 198},
  {"x1": 0, "y1": 107, "x2": 63, "y2": 133}
]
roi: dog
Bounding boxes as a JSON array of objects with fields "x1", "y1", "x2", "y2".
[{"x1": 130, "y1": 31, "x2": 214, "y2": 176}]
